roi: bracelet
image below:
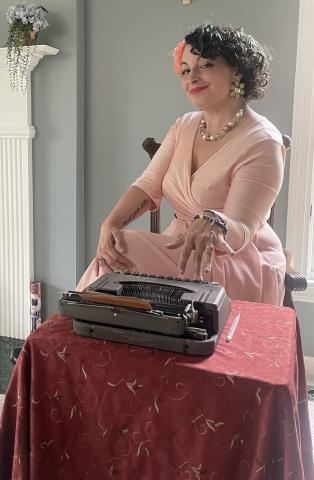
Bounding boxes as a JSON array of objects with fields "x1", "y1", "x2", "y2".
[
  {"x1": 193, "y1": 211, "x2": 228, "y2": 238},
  {"x1": 203, "y1": 210, "x2": 225, "y2": 223}
]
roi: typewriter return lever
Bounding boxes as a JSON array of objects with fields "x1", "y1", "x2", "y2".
[{"x1": 183, "y1": 301, "x2": 198, "y2": 324}]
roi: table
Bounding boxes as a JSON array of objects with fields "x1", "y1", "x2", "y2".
[{"x1": 0, "y1": 301, "x2": 313, "y2": 479}]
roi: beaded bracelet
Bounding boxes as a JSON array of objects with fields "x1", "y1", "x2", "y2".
[
  {"x1": 193, "y1": 211, "x2": 228, "y2": 239},
  {"x1": 203, "y1": 210, "x2": 226, "y2": 226}
]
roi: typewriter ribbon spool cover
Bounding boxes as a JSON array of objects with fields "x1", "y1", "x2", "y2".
[{"x1": 59, "y1": 272, "x2": 231, "y2": 356}]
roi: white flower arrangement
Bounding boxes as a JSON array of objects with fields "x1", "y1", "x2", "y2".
[
  {"x1": 6, "y1": 2, "x2": 49, "y2": 32},
  {"x1": 6, "y1": 2, "x2": 49, "y2": 93}
]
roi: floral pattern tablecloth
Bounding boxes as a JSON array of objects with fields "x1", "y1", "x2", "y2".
[{"x1": 0, "y1": 300, "x2": 313, "y2": 479}]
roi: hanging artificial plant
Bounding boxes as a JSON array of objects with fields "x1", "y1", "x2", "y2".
[{"x1": 6, "y1": 2, "x2": 49, "y2": 93}]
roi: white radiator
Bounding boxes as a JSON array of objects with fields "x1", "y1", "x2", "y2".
[{"x1": 0, "y1": 128, "x2": 35, "y2": 339}]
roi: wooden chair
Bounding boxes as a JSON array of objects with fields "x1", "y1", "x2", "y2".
[{"x1": 142, "y1": 135, "x2": 307, "y2": 311}]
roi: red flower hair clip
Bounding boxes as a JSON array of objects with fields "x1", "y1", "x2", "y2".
[{"x1": 173, "y1": 40, "x2": 185, "y2": 74}]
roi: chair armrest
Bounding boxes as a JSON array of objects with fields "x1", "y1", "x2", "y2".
[
  {"x1": 285, "y1": 271, "x2": 307, "y2": 292},
  {"x1": 283, "y1": 248, "x2": 307, "y2": 292}
]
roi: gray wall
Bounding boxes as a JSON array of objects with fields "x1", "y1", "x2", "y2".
[{"x1": 0, "y1": 0, "x2": 85, "y2": 319}]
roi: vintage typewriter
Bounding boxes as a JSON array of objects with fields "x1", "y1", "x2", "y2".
[{"x1": 59, "y1": 272, "x2": 231, "y2": 356}]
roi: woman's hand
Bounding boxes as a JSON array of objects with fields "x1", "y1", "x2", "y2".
[
  {"x1": 96, "y1": 224, "x2": 134, "y2": 274},
  {"x1": 166, "y1": 218, "x2": 234, "y2": 280}
]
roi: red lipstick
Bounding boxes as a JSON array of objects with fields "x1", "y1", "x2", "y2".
[{"x1": 189, "y1": 86, "x2": 208, "y2": 95}]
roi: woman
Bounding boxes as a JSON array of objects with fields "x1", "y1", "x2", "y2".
[{"x1": 77, "y1": 24, "x2": 286, "y2": 306}]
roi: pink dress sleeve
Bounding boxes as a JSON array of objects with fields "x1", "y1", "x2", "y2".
[
  {"x1": 131, "y1": 121, "x2": 177, "y2": 210},
  {"x1": 215, "y1": 138, "x2": 285, "y2": 252}
]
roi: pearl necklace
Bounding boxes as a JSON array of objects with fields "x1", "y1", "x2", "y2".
[{"x1": 199, "y1": 107, "x2": 245, "y2": 142}]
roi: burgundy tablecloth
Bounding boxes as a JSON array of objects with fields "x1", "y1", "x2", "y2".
[{"x1": 0, "y1": 301, "x2": 313, "y2": 480}]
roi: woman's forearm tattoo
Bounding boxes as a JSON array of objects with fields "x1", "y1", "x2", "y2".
[{"x1": 121, "y1": 197, "x2": 150, "y2": 227}]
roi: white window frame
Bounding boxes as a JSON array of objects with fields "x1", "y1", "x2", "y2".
[{"x1": 286, "y1": 0, "x2": 314, "y2": 302}]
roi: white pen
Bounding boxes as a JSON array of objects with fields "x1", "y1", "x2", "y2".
[{"x1": 226, "y1": 312, "x2": 240, "y2": 343}]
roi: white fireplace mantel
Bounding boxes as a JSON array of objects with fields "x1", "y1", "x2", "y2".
[
  {"x1": 0, "y1": 44, "x2": 59, "y2": 70},
  {"x1": 0, "y1": 44, "x2": 59, "y2": 339}
]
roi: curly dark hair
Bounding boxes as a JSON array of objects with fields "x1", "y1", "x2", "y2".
[{"x1": 184, "y1": 24, "x2": 271, "y2": 101}]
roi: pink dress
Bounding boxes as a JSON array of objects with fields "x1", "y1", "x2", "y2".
[{"x1": 77, "y1": 111, "x2": 286, "y2": 305}]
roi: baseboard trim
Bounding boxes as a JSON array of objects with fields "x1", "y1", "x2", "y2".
[{"x1": 304, "y1": 356, "x2": 314, "y2": 386}]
